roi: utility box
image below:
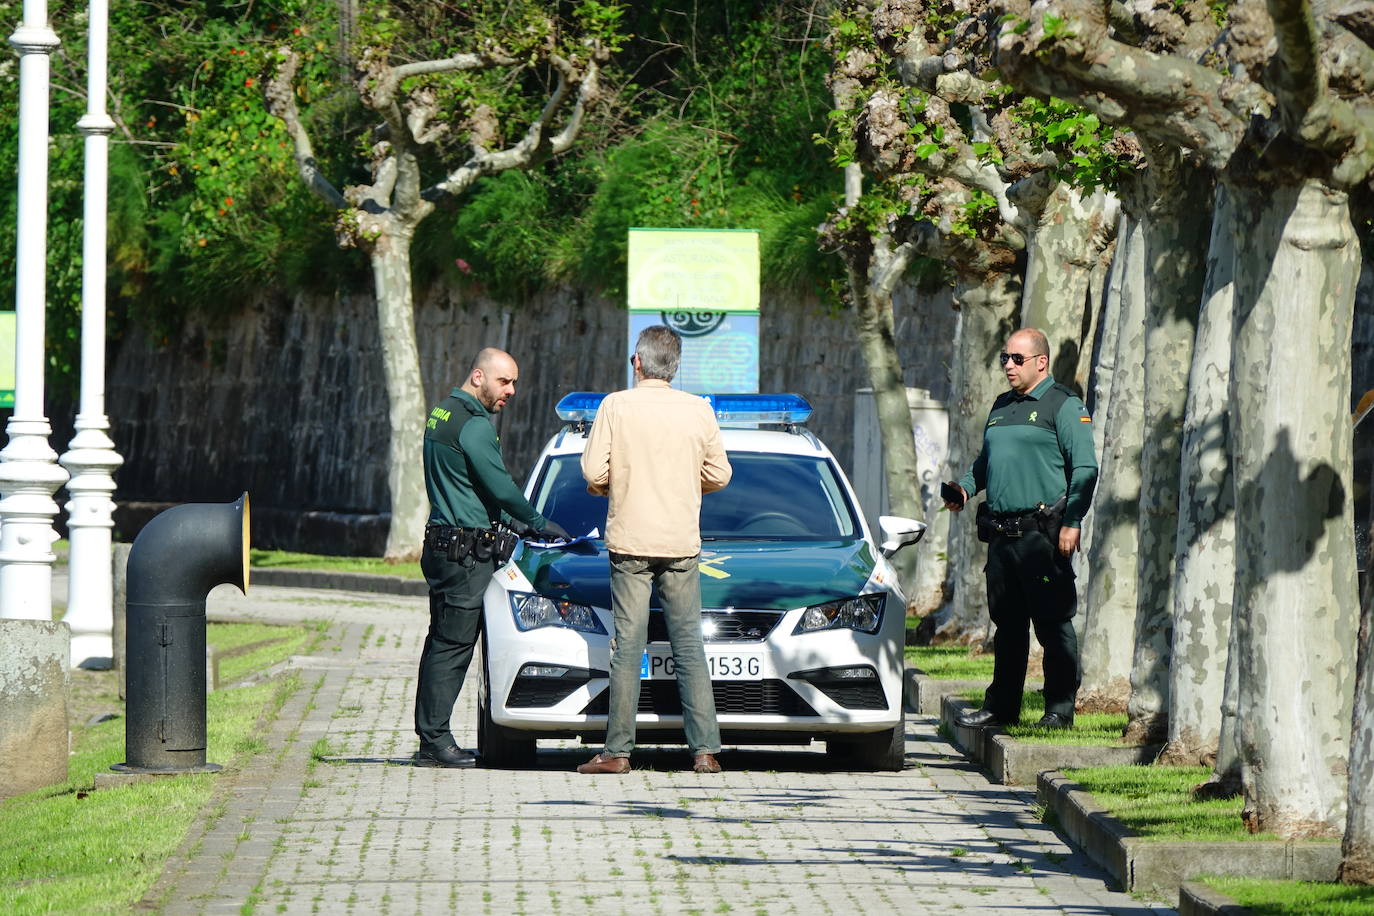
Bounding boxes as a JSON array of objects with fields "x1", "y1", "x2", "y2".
[{"x1": 852, "y1": 388, "x2": 949, "y2": 614}]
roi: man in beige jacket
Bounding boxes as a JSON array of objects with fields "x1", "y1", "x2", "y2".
[{"x1": 576, "y1": 325, "x2": 733, "y2": 774}]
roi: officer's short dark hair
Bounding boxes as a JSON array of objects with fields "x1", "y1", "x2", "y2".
[{"x1": 636, "y1": 326, "x2": 681, "y2": 381}]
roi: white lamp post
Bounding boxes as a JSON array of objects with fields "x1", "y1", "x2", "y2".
[
  {"x1": 0, "y1": 0, "x2": 67, "y2": 622},
  {"x1": 60, "y1": 0, "x2": 121, "y2": 667}
]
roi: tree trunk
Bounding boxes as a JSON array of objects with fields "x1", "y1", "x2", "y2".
[
  {"x1": 1077, "y1": 215, "x2": 1145, "y2": 714},
  {"x1": 1021, "y1": 183, "x2": 1115, "y2": 396},
  {"x1": 1124, "y1": 155, "x2": 1211, "y2": 745},
  {"x1": 371, "y1": 233, "x2": 430, "y2": 561},
  {"x1": 1342, "y1": 488, "x2": 1374, "y2": 882},
  {"x1": 1231, "y1": 179, "x2": 1359, "y2": 839},
  {"x1": 1161, "y1": 184, "x2": 1237, "y2": 766},
  {"x1": 936, "y1": 273, "x2": 1021, "y2": 643},
  {"x1": 852, "y1": 255, "x2": 924, "y2": 524}
]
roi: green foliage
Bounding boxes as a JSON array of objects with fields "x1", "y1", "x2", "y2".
[
  {"x1": 0, "y1": 0, "x2": 847, "y2": 376},
  {"x1": 1017, "y1": 96, "x2": 1130, "y2": 188}
]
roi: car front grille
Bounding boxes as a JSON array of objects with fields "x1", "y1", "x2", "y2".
[
  {"x1": 647, "y1": 609, "x2": 782, "y2": 643},
  {"x1": 580, "y1": 679, "x2": 819, "y2": 717}
]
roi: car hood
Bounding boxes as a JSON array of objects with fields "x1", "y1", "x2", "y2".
[{"x1": 512, "y1": 539, "x2": 878, "y2": 611}]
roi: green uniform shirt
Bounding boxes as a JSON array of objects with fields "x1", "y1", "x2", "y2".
[
  {"x1": 423, "y1": 388, "x2": 547, "y2": 531},
  {"x1": 958, "y1": 376, "x2": 1099, "y2": 527}
]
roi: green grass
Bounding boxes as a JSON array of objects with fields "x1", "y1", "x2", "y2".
[
  {"x1": 1201, "y1": 877, "x2": 1374, "y2": 914},
  {"x1": 250, "y1": 548, "x2": 422, "y2": 580},
  {"x1": 0, "y1": 621, "x2": 319, "y2": 915},
  {"x1": 956, "y1": 689, "x2": 1128, "y2": 744},
  {"x1": 1056, "y1": 764, "x2": 1330, "y2": 843},
  {"x1": 904, "y1": 645, "x2": 996, "y2": 680},
  {"x1": 208, "y1": 621, "x2": 319, "y2": 685}
]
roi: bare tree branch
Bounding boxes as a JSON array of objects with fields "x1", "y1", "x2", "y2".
[
  {"x1": 429, "y1": 57, "x2": 602, "y2": 199},
  {"x1": 263, "y1": 49, "x2": 347, "y2": 210}
]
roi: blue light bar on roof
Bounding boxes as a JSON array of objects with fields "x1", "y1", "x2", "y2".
[
  {"x1": 555, "y1": 391, "x2": 814, "y2": 425},
  {"x1": 555, "y1": 392, "x2": 609, "y2": 422},
  {"x1": 706, "y1": 393, "x2": 813, "y2": 424}
]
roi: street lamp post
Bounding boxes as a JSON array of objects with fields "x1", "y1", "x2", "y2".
[
  {"x1": 60, "y1": 0, "x2": 122, "y2": 667},
  {"x1": 0, "y1": 0, "x2": 68, "y2": 622}
]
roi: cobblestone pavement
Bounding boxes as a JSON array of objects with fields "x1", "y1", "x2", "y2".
[{"x1": 142, "y1": 583, "x2": 1175, "y2": 915}]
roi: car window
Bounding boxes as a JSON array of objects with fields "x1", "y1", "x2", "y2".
[{"x1": 530, "y1": 451, "x2": 861, "y2": 540}]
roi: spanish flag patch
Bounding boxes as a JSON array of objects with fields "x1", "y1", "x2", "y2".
[{"x1": 1079, "y1": 416, "x2": 1091, "y2": 422}]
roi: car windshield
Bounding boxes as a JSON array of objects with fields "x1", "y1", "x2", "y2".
[{"x1": 530, "y1": 451, "x2": 862, "y2": 540}]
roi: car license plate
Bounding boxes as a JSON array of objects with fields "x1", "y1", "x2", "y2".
[{"x1": 640, "y1": 652, "x2": 763, "y2": 680}]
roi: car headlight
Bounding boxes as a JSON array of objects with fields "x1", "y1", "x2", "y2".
[
  {"x1": 510, "y1": 593, "x2": 607, "y2": 635},
  {"x1": 792, "y1": 593, "x2": 885, "y2": 635}
]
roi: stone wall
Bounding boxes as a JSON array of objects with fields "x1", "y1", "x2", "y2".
[{"x1": 101, "y1": 281, "x2": 958, "y2": 554}]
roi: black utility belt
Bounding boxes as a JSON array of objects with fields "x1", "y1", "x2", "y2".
[
  {"x1": 424, "y1": 524, "x2": 517, "y2": 564},
  {"x1": 976, "y1": 502, "x2": 1063, "y2": 542}
]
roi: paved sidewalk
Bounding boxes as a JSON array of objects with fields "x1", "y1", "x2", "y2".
[{"x1": 141, "y1": 582, "x2": 1175, "y2": 915}]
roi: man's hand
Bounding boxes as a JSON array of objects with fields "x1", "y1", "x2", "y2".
[
  {"x1": 942, "y1": 482, "x2": 967, "y2": 512},
  {"x1": 538, "y1": 519, "x2": 571, "y2": 541},
  {"x1": 1058, "y1": 526, "x2": 1081, "y2": 557}
]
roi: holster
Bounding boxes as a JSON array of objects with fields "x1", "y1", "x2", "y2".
[{"x1": 975, "y1": 503, "x2": 997, "y2": 543}]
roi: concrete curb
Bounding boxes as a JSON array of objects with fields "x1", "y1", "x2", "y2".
[
  {"x1": 1178, "y1": 881, "x2": 1251, "y2": 915},
  {"x1": 904, "y1": 670, "x2": 1046, "y2": 716},
  {"x1": 940, "y1": 695, "x2": 1162, "y2": 785},
  {"x1": 250, "y1": 567, "x2": 427, "y2": 596},
  {"x1": 1037, "y1": 770, "x2": 1342, "y2": 898},
  {"x1": 904, "y1": 671, "x2": 990, "y2": 715}
]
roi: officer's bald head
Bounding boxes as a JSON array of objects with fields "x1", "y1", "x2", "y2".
[{"x1": 464, "y1": 348, "x2": 519, "y2": 412}]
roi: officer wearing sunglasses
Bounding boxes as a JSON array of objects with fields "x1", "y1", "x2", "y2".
[{"x1": 942, "y1": 327, "x2": 1098, "y2": 730}]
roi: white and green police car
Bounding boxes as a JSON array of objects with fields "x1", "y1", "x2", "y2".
[{"x1": 477, "y1": 393, "x2": 926, "y2": 771}]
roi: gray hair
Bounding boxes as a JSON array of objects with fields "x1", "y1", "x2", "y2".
[{"x1": 635, "y1": 325, "x2": 681, "y2": 381}]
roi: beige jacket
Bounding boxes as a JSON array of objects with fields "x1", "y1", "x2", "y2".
[{"x1": 580, "y1": 379, "x2": 732, "y2": 557}]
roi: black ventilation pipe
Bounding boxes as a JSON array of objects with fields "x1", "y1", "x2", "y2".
[{"x1": 112, "y1": 493, "x2": 250, "y2": 774}]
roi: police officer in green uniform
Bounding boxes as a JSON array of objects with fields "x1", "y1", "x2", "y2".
[
  {"x1": 944, "y1": 328, "x2": 1098, "y2": 729},
  {"x1": 415, "y1": 347, "x2": 568, "y2": 767}
]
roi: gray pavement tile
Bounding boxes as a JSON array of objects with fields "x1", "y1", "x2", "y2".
[{"x1": 139, "y1": 583, "x2": 1176, "y2": 915}]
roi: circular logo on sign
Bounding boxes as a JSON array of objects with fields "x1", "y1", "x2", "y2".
[{"x1": 661, "y1": 311, "x2": 726, "y2": 338}]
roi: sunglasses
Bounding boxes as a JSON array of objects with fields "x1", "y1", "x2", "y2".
[{"x1": 999, "y1": 352, "x2": 1042, "y2": 366}]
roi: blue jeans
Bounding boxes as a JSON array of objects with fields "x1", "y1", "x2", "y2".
[{"x1": 604, "y1": 553, "x2": 721, "y2": 757}]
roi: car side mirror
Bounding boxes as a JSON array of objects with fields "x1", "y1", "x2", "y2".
[{"x1": 878, "y1": 515, "x2": 926, "y2": 558}]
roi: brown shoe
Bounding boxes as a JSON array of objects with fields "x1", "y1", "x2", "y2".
[
  {"x1": 692, "y1": 753, "x2": 722, "y2": 774},
  {"x1": 576, "y1": 752, "x2": 630, "y2": 774}
]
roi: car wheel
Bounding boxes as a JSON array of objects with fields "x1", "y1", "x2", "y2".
[
  {"x1": 477, "y1": 635, "x2": 538, "y2": 769},
  {"x1": 826, "y1": 712, "x2": 906, "y2": 772}
]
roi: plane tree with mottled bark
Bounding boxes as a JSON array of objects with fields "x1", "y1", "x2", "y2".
[
  {"x1": 821, "y1": 0, "x2": 1120, "y2": 642},
  {"x1": 262, "y1": 1, "x2": 624, "y2": 560},
  {"x1": 975, "y1": 0, "x2": 1369, "y2": 846}
]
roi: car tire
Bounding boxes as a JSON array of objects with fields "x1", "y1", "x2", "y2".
[
  {"x1": 826, "y1": 712, "x2": 906, "y2": 772},
  {"x1": 477, "y1": 635, "x2": 538, "y2": 769}
]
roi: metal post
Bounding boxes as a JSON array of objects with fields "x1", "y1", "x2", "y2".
[
  {"x1": 113, "y1": 494, "x2": 249, "y2": 774},
  {"x1": 0, "y1": 0, "x2": 67, "y2": 621},
  {"x1": 59, "y1": 0, "x2": 122, "y2": 667}
]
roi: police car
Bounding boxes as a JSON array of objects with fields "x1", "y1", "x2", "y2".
[{"x1": 477, "y1": 393, "x2": 926, "y2": 771}]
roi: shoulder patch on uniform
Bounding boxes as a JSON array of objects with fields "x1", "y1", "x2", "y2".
[{"x1": 1079, "y1": 415, "x2": 1091, "y2": 423}]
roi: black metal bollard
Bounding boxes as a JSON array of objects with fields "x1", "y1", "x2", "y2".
[{"x1": 112, "y1": 493, "x2": 250, "y2": 774}]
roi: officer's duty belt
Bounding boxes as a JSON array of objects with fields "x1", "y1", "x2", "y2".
[
  {"x1": 983, "y1": 511, "x2": 1040, "y2": 538},
  {"x1": 424, "y1": 524, "x2": 517, "y2": 563}
]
